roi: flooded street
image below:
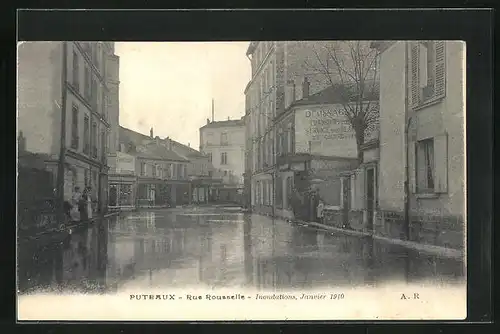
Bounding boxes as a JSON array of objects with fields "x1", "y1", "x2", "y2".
[{"x1": 17, "y1": 208, "x2": 465, "y2": 295}]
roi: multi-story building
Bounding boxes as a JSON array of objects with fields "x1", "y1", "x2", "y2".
[
  {"x1": 199, "y1": 117, "x2": 245, "y2": 203},
  {"x1": 118, "y1": 127, "x2": 191, "y2": 207},
  {"x1": 367, "y1": 40, "x2": 465, "y2": 250},
  {"x1": 244, "y1": 41, "x2": 361, "y2": 215},
  {"x1": 18, "y1": 41, "x2": 120, "y2": 213}
]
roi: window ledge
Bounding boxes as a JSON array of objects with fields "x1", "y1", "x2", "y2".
[
  {"x1": 412, "y1": 96, "x2": 445, "y2": 111},
  {"x1": 415, "y1": 193, "x2": 440, "y2": 199}
]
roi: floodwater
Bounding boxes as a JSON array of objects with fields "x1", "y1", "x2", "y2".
[{"x1": 17, "y1": 208, "x2": 465, "y2": 294}]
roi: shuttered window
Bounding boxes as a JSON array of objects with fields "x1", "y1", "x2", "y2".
[
  {"x1": 410, "y1": 41, "x2": 446, "y2": 109},
  {"x1": 433, "y1": 133, "x2": 448, "y2": 193},
  {"x1": 413, "y1": 133, "x2": 448, "y2": 194}
]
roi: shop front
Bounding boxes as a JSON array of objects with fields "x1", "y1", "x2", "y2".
[{"x1": 108, "y1": 174, "x2": 137, "y2": 211}]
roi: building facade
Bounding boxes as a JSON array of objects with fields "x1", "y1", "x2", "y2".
[
  {"x1": 368, "y1": 41, "x2": 465, "y2": 250},
  {"x1": 18, "y1": 41, "x2": 120, "y2": 213},
  {"x1": 199, "y1": 118, "x2": 245, "y2": 203},
  {"x1": 118, "y1": 127, "x2": 191, "y2": 208},
  {"x1": 244, "y1": 41, "x2": 365, "y2": 216},
  {"x1": 107, "y1": 151, "x2": 137, "y2": 211}
]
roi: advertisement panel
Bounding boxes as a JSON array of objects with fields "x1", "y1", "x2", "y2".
[{"x1": 294, "y1": 104, "x2": 358, "y2": 158}]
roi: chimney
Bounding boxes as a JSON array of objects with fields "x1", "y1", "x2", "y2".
[
  {"x1": 206, "y1": 118, "x2": 210, "y2": 125},
  {"x1": 168, "y1": 138, "x2": 173, "y2": 151},
  {"x1": 150, "y1": 127, "x2": 153, "y2": 138},
  {"x1": 155, "y1": 136, "x2": 160, "y2": 146},
  {"x1": 212, "y1": 99, "x2": 215, "y2": 122},
  {"x1": 285, "y1": 80, "x2": 296, "y2": 109},
  {"x1": 227, "y1": 116, "x2": 230, "y2": 121},
  {"x1": 302, "y1": 77, "x2": 310, "y2": 98},
  {"x1": 188, "y1": 143, "x2": 190, "y2": 147}
]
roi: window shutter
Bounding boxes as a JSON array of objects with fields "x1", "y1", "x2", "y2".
[
  {"x1": 408, "y1": 141, "x2": 416, "y2": 193},
  {"x1": 410, "y1": 43, "x2": 420, "y2": 108},
  {"x1": 434, "y1": 41, "x2": 446, "y2": 99},
  {"x1": 434, "y1": 133, "x2": 448, "y2": 193}
]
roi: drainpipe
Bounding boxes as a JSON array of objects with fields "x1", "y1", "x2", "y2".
[
  {"x1": 56, "y1": 41, "x2": 68, "y2": 225},
  {"x1": 403, "y1": 41, "x2": 411, "y2": 241}
]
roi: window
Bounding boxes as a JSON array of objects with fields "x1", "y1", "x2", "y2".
[
  {"x1": 172, "y1": 164, "x2": 177, "y2": 179},
  {"x1": 206, "y1": 133, "x2": 214, "y2": 146},
  {"x1": 411, "y1": 41, "x2": 446, "y2": 108},
  {"x1": 415, "y1": 138, "x2": 435, "y2": 193},
  {"x1": 71, "y1": 105, "x2": 79, "y2": 149},
  {"x1": 176, "y1": 164, "x2": 182, "y2": 179},
  {"x1": 220, "y1": 132, "x2": 228, "y2": 145},
  {"x1": 207, "y1": 152, "x2": 212, "y2": 163},
  {"x1": 101, "y1": 89, "x2": 107, "y2": 120},
  {"x1": 84, "y1": 169, "x2": 89, "y2": 186},
  {"x1": 100, "y1": 130, "x2": 105, "y2": 161},
  {"x1": 83, "y1": 115, "x2": 90, "y2": 154},
  {"x1": 72, "y1": 51, "x2": 79, "y2": 90},
  {"x1": 92, "y1": 122, "x2": 98, "y2": 158},
  {"x1": 84, "y1": 66, "x2": 91, "y2": 101},
  {"x1": 152, "y1": 164, "x2": 157, "y2": 177},
  {"x1": 91, "y1": 78, "x2": 98, "y2": 111},
  {"x1": 184, "y1": 165, "x2": 188, "y2": 178},
  {"x1": 221, "y1": 152, "x2": 228, "y2": 165},
  {"x1": 224, "y1": 170, "x2": 228, "y2": 176},
  {"x1": 141, "y1": 163, "x2": 146, "y2": 176}
]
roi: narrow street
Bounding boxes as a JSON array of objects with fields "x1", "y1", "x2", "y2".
[{"x1": 17, "y1": 206, "x2": 465, "y2": 295}]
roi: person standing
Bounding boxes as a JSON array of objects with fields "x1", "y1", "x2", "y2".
[
  {"x1": 86, "y1": 186, "x2": 93, "y2": 220},
  {"x1": 72, "y1": 186, "x2": 82, "y2": 221},
  {"x1": 79, "y1": 187, "x2": 89, "y2": 222}
]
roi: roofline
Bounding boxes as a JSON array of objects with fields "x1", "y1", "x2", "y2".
[
  {"x1": 199, "y1": 120, "x2": 245, "y2": 130},
  {"x1": 246, "y1": 41, "x2": 258, "y2": 56}
]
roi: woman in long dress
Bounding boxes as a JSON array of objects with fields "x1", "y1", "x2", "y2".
[{"x1": 86, "y1": 187, "x2": 93, "y2": 220}]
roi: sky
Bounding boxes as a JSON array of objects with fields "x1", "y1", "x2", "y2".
[{"x1": 115, "y1": 42, "x2": 251, "y2": 150}]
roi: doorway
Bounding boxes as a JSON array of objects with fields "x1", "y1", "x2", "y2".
[{"x1": 366, "y1": 167, "x2": 376, "y2": 231}]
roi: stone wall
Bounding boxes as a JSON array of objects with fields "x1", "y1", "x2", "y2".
[
  {"x1": 375, "y1": 210, "x2": 465, "y2": 250},
  {"x1": 323, "y1": 208, "x2": 464, "y2": 251}
]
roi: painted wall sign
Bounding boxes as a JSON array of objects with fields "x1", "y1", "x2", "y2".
[{"x1": 295, "y1": 104, "x2": 358, "y2": 158}]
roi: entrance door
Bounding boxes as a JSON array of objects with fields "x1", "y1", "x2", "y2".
[{"x1": 366, "y1": 168, "x2": 376, "y2": 231}]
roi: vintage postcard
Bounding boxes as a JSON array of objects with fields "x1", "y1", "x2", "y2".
[{"x1": 17, "y1": 40, "x2": 466, "y2": 321}]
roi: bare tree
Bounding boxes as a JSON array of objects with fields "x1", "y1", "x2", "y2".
[{"x1": 303, "y1": 41, "x2": 380, "y2": 165}]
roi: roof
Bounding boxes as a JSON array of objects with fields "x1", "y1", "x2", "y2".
[
  {"x1": 200, "y1": 118, "x2": 245, "y2": 130},
  {"x1": 246, "y1": 42, "x2": 258, "y2": 56},
  {"x1": 119, "y1": 126, "x2": 199, "y2": 162},
  {"x1": 136, "y1": 143, "x2": 188, "y2": 162},
  {"x1": 290, "y1": 82, "x2": 379, "y2": 108}
]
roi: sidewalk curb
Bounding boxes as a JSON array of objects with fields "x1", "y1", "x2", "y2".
[{"x1": 291, "y1": 219, "x2": 464, "y2": 260}]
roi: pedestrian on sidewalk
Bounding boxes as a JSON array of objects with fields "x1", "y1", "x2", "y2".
[
  {"x1": 71, "y1": 186, "x2": 82, "y2": 221},
  {"x1": 79, "y1": 187, "x2": 89, "y2": 221}
]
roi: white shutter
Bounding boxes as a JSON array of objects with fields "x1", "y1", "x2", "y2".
[
  {"x1": 410, "y1": 43, "x2": 420, "y2": 108},
  {"x1": 434, "y1": 133, "x2": 448, "y2": 193},
  {"x1": 434, "y1": 41, "x2": 446, "y2": 99},
  {"x1": 408, "y1": 141, "x2": 417, "y2": 193}
]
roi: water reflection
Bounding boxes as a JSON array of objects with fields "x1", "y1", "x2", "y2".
[{"x1": 18, "y1": 211, "x2": 465, "y2": 294}]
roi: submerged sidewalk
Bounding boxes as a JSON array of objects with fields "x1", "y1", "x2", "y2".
[{"x1": 285, "y1": 218, "x2": 464, "y2": 261}]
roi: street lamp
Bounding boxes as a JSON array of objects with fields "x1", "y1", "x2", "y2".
[
  {"x1": 404, "y1": 115, "x2": 415, "y2": 242},
  {"x1": 56, "y1": 41, "x2": 69, "y2": 225}
]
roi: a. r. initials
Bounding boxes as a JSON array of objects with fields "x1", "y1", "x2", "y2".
[{"x1": 401, "y1": 293, "x2": 420, "y2": 300}]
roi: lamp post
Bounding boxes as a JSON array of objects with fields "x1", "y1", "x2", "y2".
[
  {"x1": 403, "y1": 41, "x2": 412, "y2": 242},
  {"x1": 56, "y1": 41, "x2": 69, "y2": 225}
]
